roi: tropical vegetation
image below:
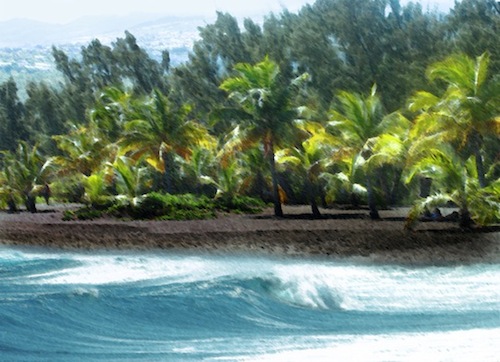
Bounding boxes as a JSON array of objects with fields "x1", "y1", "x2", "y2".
[{"x1": 0, "y1": 0, "x2": 498, "y2": 227}]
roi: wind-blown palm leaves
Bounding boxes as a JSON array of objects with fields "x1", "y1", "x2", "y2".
[
  {"x1": 179, "y1": 146, "x2": 217, "y2": 195},
  {"x1": 405, "y1": 52, "x2": 500, "y2": 227},
  {"x1": 90, "y1": 87, "x2": 134, "y2": 140},
  {"x1": 0, "y1": 142, "x2": 52, "y2": 212},
  {"x1": 120, "y1": 90, "x2": 215, "y2": 193},
  {"x1": 220, "y1": 56, "x2": 306, "y2": 216},
  {"x1": 49, "y1": 120, "x2": 119, "y2": 204},
  {"x1": 52, "y1": 121, "x2": 117, "y2": 178},
  {"x1": 327, "y1": 86, "x2": 410, "y2": 218},
  {"x1": 106, "y1": 156, "x2": 151, "y2": 205},
  {"x1": 121, "y1": 89, "x2": 215, "y2": 194},
  {"x1": 321, "y1": 150, "x2": 367, "y2": 207},
  {"x1": 409, "y1": 52, "x2": 500, "y2": 188},
  {"x1": 276, "y1": 120, "x2": 338, "y2": 217},
  {"x1": 199, "y1": 154, "x2": 244, "y2": 201},
  {"x1": 404, "y1": 140, "x2": 500, "y2": 228},
  {"x1": 1, "y1": 48, "x2": 497, "y2": 228}
]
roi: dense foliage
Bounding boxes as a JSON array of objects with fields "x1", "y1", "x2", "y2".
[{"x1": 0, "y1": 0, "x2": 499, "y2": 225}]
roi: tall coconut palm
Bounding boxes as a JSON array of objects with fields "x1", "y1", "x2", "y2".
[
  {"x1": 276, "y1": 120, "x2": 338, "y2": 217},
  {"x1": 328, "y1": 86, "x2": 406, "y2": 219},
  {"x1": 409, "y1": 52, "x2": 500, "y2": 188},
  {"x1": 322, "y1": 110, "x2": 411, "y2": 210},
  {"x1": 220, "y1": 56, "x2": 306, "y2": 217},
  {"x1": 121, "y1": 89, "x2": 215, "y2": 194},
  {"x1": 364, "y1": 112, "x2": 412, "y2": 205}
]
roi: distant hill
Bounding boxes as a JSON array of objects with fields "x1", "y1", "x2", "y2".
[
  {"x1": 0, "y1": 14, "x2": 209, "y2": 49},
  {"x1": 0, "y1": 14, "x2": 216, "y2": 98}
]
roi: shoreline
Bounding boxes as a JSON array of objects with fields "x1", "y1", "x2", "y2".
[{"x1": 1, "y1": 206, "x2": 499, "y2": 265}]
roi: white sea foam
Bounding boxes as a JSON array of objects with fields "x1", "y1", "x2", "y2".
[
  {"x1": 6, "y1": 248, "x2": 500, "y2": 313},
  {"x1": 231, "y1": 328, "x2": 500, "y2": 362},
  {"x1": 21, "y1": 252, "x2": 278, "y2": 286},
  {"x1": 28, "y1": 255, "x2": 211, "y2": 285},
  {"x1": 265, "y1": 262, "x2": 500, "y2": 312},
  {"x1": 0, "y1": 247, "x2": 61, "y2": 262}
]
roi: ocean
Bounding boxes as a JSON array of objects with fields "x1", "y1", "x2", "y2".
[{"x1": 1, "y1": 246, "x2": 499, "y2": 361}]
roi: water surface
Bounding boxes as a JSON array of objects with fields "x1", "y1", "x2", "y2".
[{"x1": 1, "y1": 246, "x2": 499, "y2": 361}]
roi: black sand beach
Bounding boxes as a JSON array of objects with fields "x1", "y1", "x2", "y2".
[{"x1": 1, "y1": 205, "x2": 499, "y2": 264}]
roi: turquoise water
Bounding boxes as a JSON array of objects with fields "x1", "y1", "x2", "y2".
[{"x1": 1, "y1": 246, "x2": 499, "y2": 361}]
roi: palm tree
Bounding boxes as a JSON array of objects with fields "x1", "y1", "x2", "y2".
[
  {"x1": 89, "y1": 87, "x2": 134, "y2": 141},
  {"x1": 121, "y1": 89, "x2": 215, "y2": 194},
  {"x1": 52, "y1": 121, "x2": 119, "y2": 175},
  {"x1": 82, "y1": 171, "x2": 111, "y2": 207},
  {"x1": 220, "y1": 56, "x2": 306, "y2": 217},
  {"x1": 409, "y1": 52, "x2": 500, "y2": 188},
  {"x1": 321, "y1": 149, "x2": 367, "y2": 208},
  {"x1": 327, "y1": 86, "x2": 406, "y2": 219},
  {"x1": 179, "y1": 146, "x2": 217, "y2": 195},
  {"x1": 108, "y1": 156, "x2": 151, "y2": 204},
  {"x1": 276, "y1": 120, "x2": 337, "y2": 217},
  {"x1": 0, "y1": 142, "x2": 52, "y2": 212},
  {"x1": 199, "y1": 154, "x2": 245, "y2": 201},
  {"x1": 364, "y1": 112, "x2": 413, "y2": 205},
  {"x1": 404, "y1": 139, "x2": 500, "y2": 228}
]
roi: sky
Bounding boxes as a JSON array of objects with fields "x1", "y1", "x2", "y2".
[{"x1": 0, "y1": 0, "x2": 456, "y2": 24}]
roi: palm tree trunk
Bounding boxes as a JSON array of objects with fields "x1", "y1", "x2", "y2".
[
  {"x1": 459, "y1": 207, "x2": 473, "y2": 229},
  {"x1": 305, "y1": 178, "x2": 321, "y2": 218},
  {"x1": 366, "y1": 176, "x2": 380, "y2": 220},
  {"x1": 25, "y1": 193, "x2": 37, "y2": 213},
  {"x1": 419, "y1": 177, "x2": 432, "y2": 198},
  {"x1": 475, "y1": 149, "x2": 487, "y2": 188},
  {"x1": 390, "y1": 168, "x2": 403, "y2": 206},
  {"x1": 350, "y1": 192, "x2": 360, "y2": 208},
  {"x1": 268, "y1": 139, "x2": 283, "y2": 217},
  {"x1": 377, "y1": 168, "x2": 391, "y2": 208},
  {"x1": 162, "y1": 152, "x2": 175, "y2": 194},
  {"x1": 7, "y1": 195, "x2": 17, "y2": 213}
]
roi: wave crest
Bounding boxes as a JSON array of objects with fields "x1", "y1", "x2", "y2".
[{"x1": 257, "y1": 274, "x2": 344, "y2": 310}]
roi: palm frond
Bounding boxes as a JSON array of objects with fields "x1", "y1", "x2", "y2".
[{"x1": 405, "y1": 193, "x2": 454, "y2": 230}]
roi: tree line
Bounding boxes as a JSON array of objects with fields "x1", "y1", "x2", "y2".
[{"x1": 0, "y1": 0, "x2": 499, "y2": 227}]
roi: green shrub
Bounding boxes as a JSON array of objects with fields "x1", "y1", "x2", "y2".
[
  {"x1": 215, "y1": 195, "x2": 265, "y2": 213},
  {"x1": 131, "y1": 193, "x2": 215, "y2": 220},
  {"x1": 60, "y1": 193, "x2": 266, "y2": 221},
  {"x1": 62, "y1": 207, "x2": 103, "y2": 221}
]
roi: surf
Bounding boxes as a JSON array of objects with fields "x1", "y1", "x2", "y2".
[{"x1": 1, "y1": 246, "x2": 499, "y2": 361}]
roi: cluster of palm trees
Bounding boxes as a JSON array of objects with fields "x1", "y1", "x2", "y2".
[{"x1": 1, "y1": 53, "x2": 498, "y2": 227}]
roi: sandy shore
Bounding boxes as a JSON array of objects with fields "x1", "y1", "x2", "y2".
[{"x1": 0, "y1": 205, "x2": 499, "y2": 264}]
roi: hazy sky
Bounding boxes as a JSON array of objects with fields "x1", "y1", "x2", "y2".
[{"x1": 1, "y1": 0, "x2": 456, "y2": 24}]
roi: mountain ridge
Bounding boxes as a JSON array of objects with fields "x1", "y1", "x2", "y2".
[{"x1": 0, "y1": 14, "x2": 211, "y2": 48}]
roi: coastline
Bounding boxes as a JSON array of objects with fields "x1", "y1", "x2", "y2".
[{"x1": 1, "y1": 205, "x2": 499, "y2": 264}]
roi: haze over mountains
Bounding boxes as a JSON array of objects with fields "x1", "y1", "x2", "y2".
[
  {"x1": 0, "y1": 14, "x2": 217, "y2": 92},
  {"x1": 0, "y1": 14, "x2": 208, "y2": 50}
]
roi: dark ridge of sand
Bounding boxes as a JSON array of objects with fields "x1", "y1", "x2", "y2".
[{"x1": 0, "y1": 205, "x2": 499, "y2": 264}]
